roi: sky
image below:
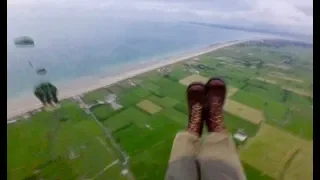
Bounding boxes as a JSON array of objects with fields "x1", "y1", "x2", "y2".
[{"x1": 8, "y1": 0, "x2": 313, "y2": 36}]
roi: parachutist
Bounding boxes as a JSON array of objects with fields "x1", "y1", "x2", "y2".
[
  {"x1": 34, "y1": 82, "x2": 59, "y2": 108},
  {"x1": 34, "y1": 88, "x2": 46, "y2": 105}
]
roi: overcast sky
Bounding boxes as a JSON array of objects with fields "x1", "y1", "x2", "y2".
[{"x1": 8, "y1": 0, "x2": 313, "y2": 36}]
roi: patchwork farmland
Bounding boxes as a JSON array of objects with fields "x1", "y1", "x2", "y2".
[{"x1": 8, "y1": 39, "x2": 313, "y2": 179}]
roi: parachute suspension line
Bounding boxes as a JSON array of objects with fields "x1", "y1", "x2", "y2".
[{"x1": 28, "y1": 61, "x2": 34, "y2": 69}]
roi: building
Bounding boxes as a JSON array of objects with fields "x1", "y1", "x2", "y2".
[
  {"x1": 23, "y1": 114, "x2": 30, "y2": 119},
  {"x1": 97, "y1": 100, "x2": 105, "y2": 105},
  {"x1": 128, "y1": 79, "x2": 136, "y2": 86},
  {"x1": 7, "y1": 119, "x2": 17, "y2": 124},
  {"x1": 105, "y1": 94, "x2": 122, "y2": 110},
  {"x1": 233, "y1": 130, "x2": 248, "y2": 142}
]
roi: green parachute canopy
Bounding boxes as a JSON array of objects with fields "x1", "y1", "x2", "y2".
[
  {"x1": 36, "y1": 68, "x2": 47, "y2": 75},
  {"x1": 34, "y1": 82, "x2": 59, "y2": 105},
  {"x1": 14, "y1": 36, "x2": 35, "y2": 48}
]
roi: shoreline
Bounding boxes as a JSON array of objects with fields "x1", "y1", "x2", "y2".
[{"x1": 7, "y1": 39, "x2": 255, "y2": 120}]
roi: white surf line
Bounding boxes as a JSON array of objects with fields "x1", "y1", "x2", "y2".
[
  {"x1": 96, "y1": 136, "x2": 112, "y2": 153},
  {"x1": 91, "y1": 160, "x2": 119, "y2": 180}
]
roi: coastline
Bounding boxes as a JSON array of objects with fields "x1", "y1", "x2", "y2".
[{"x1": 7, "y1": 39, "x2": 252, "y2": 120}]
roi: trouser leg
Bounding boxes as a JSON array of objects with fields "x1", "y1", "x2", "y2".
[
  {"x1": 198, "y1": 132, "x2": 246, "y2": 180},
  {"x1": 165, "y1": 131, "x2": 201, "y2": 180}
]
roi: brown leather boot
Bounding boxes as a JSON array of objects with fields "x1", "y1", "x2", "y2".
[
  {"x1": 205, "y1": 78, "x2": 227, "y2": 133},
  {"x1": 186, "y1": 82, "x2": 206, "y2": 137}
]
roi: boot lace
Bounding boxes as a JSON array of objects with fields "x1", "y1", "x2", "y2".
[
  {"x1": 208, "y1": 97, "x2": 225, "y2": 132},
  {"x1": 188, "y1": 103, "x2": 203, "y2": 132}
]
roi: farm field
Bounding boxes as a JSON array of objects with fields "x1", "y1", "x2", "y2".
[
  {"x1": 8, "y1": 39, "x2": 313, "y2": 180},
  {"x1": 7, "y1": 101, "x2": 128, "y2": 179},
  {"x1": 240, "y1": 124, "x2": 312, "y2": 180}
]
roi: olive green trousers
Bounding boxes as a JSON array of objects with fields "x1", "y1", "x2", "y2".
[{"x1": 165, "y1": 131, "x2": 246, "y2": 180}]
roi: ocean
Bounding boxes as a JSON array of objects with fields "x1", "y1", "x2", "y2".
[{"x1": 8, "y1": 18, "x2": 277, "y2": 99}]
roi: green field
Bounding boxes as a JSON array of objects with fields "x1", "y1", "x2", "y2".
[
  {"x1": 241, "y1": 162, "x2": 274, "y2": 180},
  {"x1": 91, "y1": 104, "x2": 115, "y2": 120},
  {"x1": 148, "y1": 96, "x2": 179, "y2": 108},
  {"x1": 224, "y1": 112, "x2": 260, "y2": 137},
  {"x1": 8, "y1": 39, "x2": 313, "y2": 180},
  {"x1": 8, "y1": 101, "x2": 126, "y2": 179},
  {"x1": 82, "y1": 88, "x2": 110, "y2": 104},
  {"x1": 230, "y1": 90, "x2": 289, "y2": 119}
]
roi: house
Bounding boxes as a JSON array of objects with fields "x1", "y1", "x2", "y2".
[
  {"x1": 97, "y1": 100, "x2": 105, "y2": 105},
  {"x1": 104, "y1": 94, "x2": 122, "y2": 110},
  {"x1": 233, "y1": 129, "x2": 248, "y2": 142},
  {"x1": 105, "y1": 94, "x2": 118, "y2": 103},
  {"x1": 23, "y1": 114, "x2": 30, "y2": 119},
  {"x1": 7, "y1": 119, "x2": 17, "y2": 124}
]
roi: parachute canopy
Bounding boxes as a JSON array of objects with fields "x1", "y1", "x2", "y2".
[
  {"x1": 36, "y1": 68, "x2": 47, "y2": 75},
  {"x1": 14, "y1": 36, "x2": 35, "y2": 48},
  {"x1": 34, "y1": 82, "x2": 59, "y2": 105},
  {"x1": 35, "y1": 82, "x2": 57, "y2": 93}
]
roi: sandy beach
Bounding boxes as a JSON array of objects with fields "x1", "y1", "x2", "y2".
[{"x1": 7, "y1": 39, "x2": 250, "y2": 119}]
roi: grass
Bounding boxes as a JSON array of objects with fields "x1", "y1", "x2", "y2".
[
  {"x1": 285, "y1": 91, "x2": 312, "y2": 106},
  {"x1": 161, "y1": 108, "x2": 188, "y2": 126},
  {"x1": 117, "y1": 86, "x2": 153, "y2": 108},
  {"x1": 148, "y1": 95, "x2": 179, "y2": 108},
  {"x1": 243, "y1": 79, "x2": 285, "y2": 102},
  {"x1": 155, "y1": 77, "x2": 187, "y2": 101},
  {"x1": 82, "y1": 88, "x2": 109, "y2": 104},
  {"x1": 141, "y1": 82, "x2": 160, "y2": 92},
  {"x1": 224, "y1": 112, "x2": 260, "y2": 137},
  {"x1": 91, "y1": 104, "x2": 115, "y2": 121},
  {"x1": 230, "y1": 90, "x2": 289, "y2": 122},
  {"x1": 118, "y1": 91, "x2": 145, "y2": 107},
  {"x1": 240, "y1": 124, "x2": 312, "y2": 179},
  {"x1": 107, "y1": 84, "x2": 126, "y2": 94},
  {"x1": 104, "y1": 107, "x2": 150, "y2": 132},
  {"x1": 97, "y1": 162, "x2": 129, "y2": 180},
  {"x1": 131, "y1": 86, "x2": 151, "y2": 98},
  {"x1": 130, "y1": 138, "x2": 174, "y2": 180},
  {"x1": 225, "y1": 99, "x2": 264, "y2": 124},
  {"x1": 282, "y1": 142, "x2": 313, "y2": 180},
  {"x1": 137, "y1": 99, "x2": 163, "y2": 114},
  {"x1": 173, "y1": 100, "x2": 188, "y2": 114},
  {"x1": 113, "y1": 123, "x2": 150, "y2": 155},
  {"x1": 113, "y1": 114, "x2": 181, "y2": 157},
  {"x1": 7, "y1": 101, "x2": 123, "y2": 180},
  {"x1": 231, "y1": 89, "x2": 313, "y2": 139},
  {"x1": 284, "y1": 108, "x2": 313, "y2": 140},
  {"x1": 179, "y1": 74, "x2": 209, "y2": 85},
  {"x1": 169, "y1": 66, "x2": 193, "y2": 81},
  {"x1": 242, "y1": 162, "x2": 275, "y2": 180}
]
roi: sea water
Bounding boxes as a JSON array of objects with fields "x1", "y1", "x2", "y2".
[{"x1": 8, "y1": 18, "x2": 275, "y2": 99}]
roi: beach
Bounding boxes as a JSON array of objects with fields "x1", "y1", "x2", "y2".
[{"x1": 7, "y1": 39, "x2": 249, "y2": 119}]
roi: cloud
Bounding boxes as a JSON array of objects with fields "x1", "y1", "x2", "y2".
[
  {"x1": 8, "y1": 0, "x2": 313, "y2": 35},
  {"x1": 121, "y1": 0, "x2": 313, "y2": 35}
]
